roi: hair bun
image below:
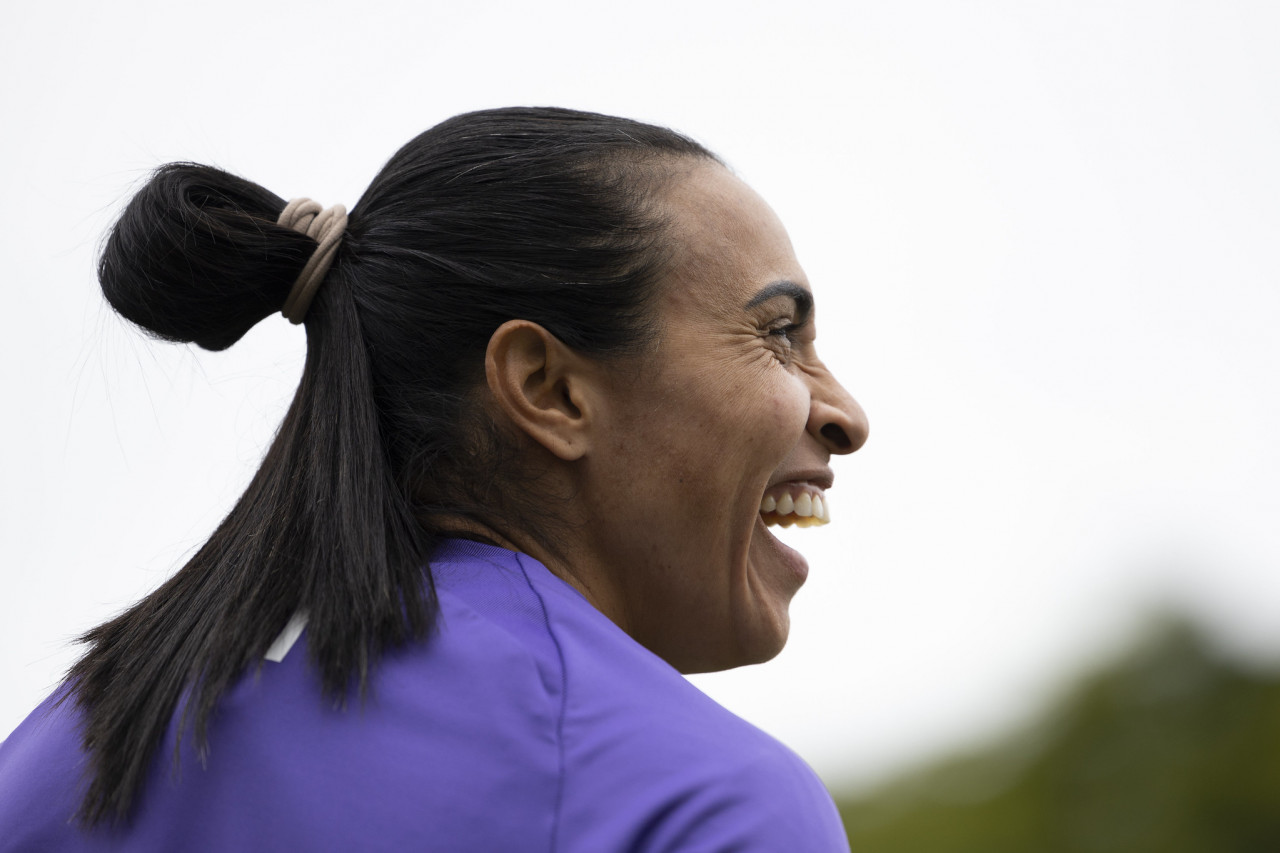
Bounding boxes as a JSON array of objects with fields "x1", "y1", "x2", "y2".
[{"x1": 99, "y1": 163, "x2": 314, "y2": 351}]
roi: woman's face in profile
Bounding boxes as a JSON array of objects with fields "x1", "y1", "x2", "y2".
[{"x1": 582, "y1": 161, "x2": 868, "y2": 673}]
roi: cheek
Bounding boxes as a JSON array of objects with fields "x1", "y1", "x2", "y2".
[
  {"x1": 629, "y1": 359, "x2": 808, "y2": 478},
  {"x1": 760, "y1": 375, "x2": 811, "y2": 449},
  {"x1": 701, "y1": 379, "x2": 810, "y2": 482}
]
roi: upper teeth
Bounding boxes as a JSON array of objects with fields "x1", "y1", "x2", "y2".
[{"x1": 759, "y1": 489, "x2": 829, "y2": 527}]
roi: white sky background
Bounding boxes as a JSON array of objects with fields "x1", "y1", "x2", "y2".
[{"x1": 3, "y1": 1, "x2": 1278, "y2": 793}]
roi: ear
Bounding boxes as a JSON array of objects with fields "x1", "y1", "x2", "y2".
[{"x1": 484, "y1": 320, "x2": 598, "y2": 461}]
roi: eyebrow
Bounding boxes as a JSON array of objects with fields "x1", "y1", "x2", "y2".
[{"x1": 745, "y1": 281, "x2": 813, "y2": 321}]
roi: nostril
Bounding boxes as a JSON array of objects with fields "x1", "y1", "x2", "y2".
[{"x1": 820, "y1": 423, "x2": 852, "y2": 452}]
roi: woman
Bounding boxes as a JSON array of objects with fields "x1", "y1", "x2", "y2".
[{"x1": 0, "y1": 107, "x2": 867, "y2": 851}]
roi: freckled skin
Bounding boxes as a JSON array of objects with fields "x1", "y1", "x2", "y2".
[{"x1": 569, "y1": 162, "x2": 869, "y2": 673}]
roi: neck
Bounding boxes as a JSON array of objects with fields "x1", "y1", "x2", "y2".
[{"x1": 433, "y1": 515, "x2": 630, "y2": 633}]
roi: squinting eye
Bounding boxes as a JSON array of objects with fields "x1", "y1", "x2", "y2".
[{"x1": 768, "y1": 323, "x2": 798, "y2": 344}]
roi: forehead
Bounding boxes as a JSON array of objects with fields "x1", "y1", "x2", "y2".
[{"x1": 656, "y1": 163, "x2": 807, "y2": 313}]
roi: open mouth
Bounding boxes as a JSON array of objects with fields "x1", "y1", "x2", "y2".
[{"x1": 758, "y1": 484, "x2": 829, "y2": 528}]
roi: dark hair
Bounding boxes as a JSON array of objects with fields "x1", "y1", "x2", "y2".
[{"x1": 71, "y1": 107, "x2": 718, "y2": 826}]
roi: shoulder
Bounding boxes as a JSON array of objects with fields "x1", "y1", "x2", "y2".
[
  {"x1": 558, "y1": 678, "x2": 850, "y2": 852},
  {"x1": 0, "y1": 692, "x2": 92, "y2": 853},
  {"x1": 636, "y1": 736, "x2": 850, "y2": 853},
  {"x1": 507, "y1": 549, "x2": 848, "y2": 852}
]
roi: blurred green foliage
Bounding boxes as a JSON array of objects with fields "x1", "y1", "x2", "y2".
[{"x1": 835, "y1": 619, "x2": 1280, "y2": 852}]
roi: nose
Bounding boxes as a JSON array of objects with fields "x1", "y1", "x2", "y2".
[{"x1": 806, "y1": 362, "x2": 868, "y2": 455}]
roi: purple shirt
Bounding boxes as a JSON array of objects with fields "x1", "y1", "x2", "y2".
[{"x1": 0, "y1": 540, "x2": 849, "y2": 851}]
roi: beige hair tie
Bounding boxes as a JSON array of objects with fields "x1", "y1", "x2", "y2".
[{"x1": 277, "y1": 198, "x2": 348, "y2": 324}]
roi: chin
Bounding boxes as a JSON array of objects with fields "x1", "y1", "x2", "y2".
[{"x1": 738, "y1": 612, "x2": 792, "y2": 667}]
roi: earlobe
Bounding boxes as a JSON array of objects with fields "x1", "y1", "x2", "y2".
[{"x1": 484, "y1": 320, "x2": 594, "y2": 461}]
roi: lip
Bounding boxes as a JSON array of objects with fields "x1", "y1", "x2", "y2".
[
  {"x1": 764, "y1": 467, "x2": 835, "y2": 492},
  {"x1": 755, "y1": 514, "x2": 810, "y2": 585}
]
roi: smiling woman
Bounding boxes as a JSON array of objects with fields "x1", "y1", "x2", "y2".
[
  {"x1": 0, "y1": 107, "x2": 867, "y2": 852},
  {"x1": 564, "y1": 163, "x2": 867, "y2": 673}
]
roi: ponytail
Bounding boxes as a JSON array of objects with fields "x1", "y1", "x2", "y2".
[{"x1": 72, "y1": 163, "x2": 436, "y2": 825}]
